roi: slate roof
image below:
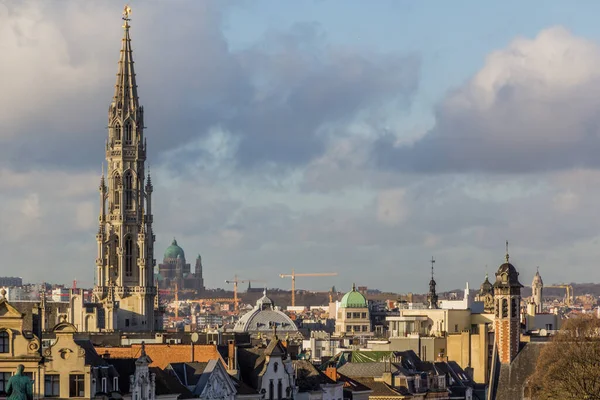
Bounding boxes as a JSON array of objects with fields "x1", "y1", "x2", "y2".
[
  {"x1": 490, "y1": 342, "x2": 547, "y2": 400},
  {"x1": 167, "y1": 362, "x2": 210, "y2": 387},
  {"x1": 232, "y1": 375, "x2": 260, "y2": 395},
  {"x1": 338, "y1": 362, "x2": 399, "y2": 378},
  {"x1": 293, "y1": 360, "x2": 336, "y2": 392},
  {"x1": 352, "y1": 378, "x2": 408, "y2": 397},
  {"x1": 106, "y1": 358, "x2": 194, "y2": 399},
  {"x1": 75, "y1": 339, "x2": 110, "y2": 366}
]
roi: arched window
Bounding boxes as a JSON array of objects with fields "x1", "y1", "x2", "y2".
[
  {"x1": 502, "y1": 298, "x2": 508, "y2": 318},
  {"x1": 0, "y1": 331, "x2": 8, "y2": 353},
  {"x1": 511, "y1": 298, "x2": 517, "y2": 318},
  {"x1": 114, "y1": 173, "x2": 121, "y2": 208},
  {"x1": 115, "y1": 123, "x2": 121, "y2": 141},
  {"x1": 277, "y1": 379, "x2": 282, "y2": 400},
  {"x1": 124, "y1": 171, "x2": 133, "y2": 210},
  {"x1": 269, "y1": 380, "x2": 274, "y2": 400},
  {"x1": 125, "y1": 122, "x2": 133, "y2": 144},
  {"x1": 125, "y1": 236, "x2": 134, "y2": 277}
]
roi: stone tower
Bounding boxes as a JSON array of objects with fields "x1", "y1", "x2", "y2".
[
  {"x1": 493, "y1": 243, "x2": 523, "y2": 364},
  {"x1": 531, "y1": 267, "x2": 543, "y2": 314},
  {"x1": 427, "y1": 257, "x2": 438, "y2": 309},
  {"x1": 93, "y1": 6, "x2": 157, "y2": 332}
]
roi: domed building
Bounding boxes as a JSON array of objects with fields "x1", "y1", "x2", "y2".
[
  {"x1": 475, "y1": 273, "x2": 494, "y2": 313},
  {"x1": 232, "y1": 290, "x2": 299, "y2": 336},
  {"x1": 334, "y1": 284, "x2": 372, "y2": 337},
  {"x1": 156, "y1": 239, "x2": 204, "y2": 292}
]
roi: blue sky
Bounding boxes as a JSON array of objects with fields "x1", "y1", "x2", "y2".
[{"x1": 3, "y1": 1, "x2": 600, "y2": 294}]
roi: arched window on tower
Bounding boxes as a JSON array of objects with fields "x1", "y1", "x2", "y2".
[
  {"x1": 114, "y1": 173, "x2": 121, "y2": 209},
  {"x1": 124, "y1": 171, "x2": 134, "y2": 210},
  {"x1": 511, "y1": 298, "x2": 517, "y2": 318},
  {"x1": 502, "y1": 298, "x2": 508, "y2": 318},
  {"x1": 125, "y1": 236, "x2": 134, "y2": 277},
  {"x1": 115, "y1": 123, "x2": 121, "y2": 142},
  {"x1": 125, "y1": 122, "x2": 133, "y2": 144}
]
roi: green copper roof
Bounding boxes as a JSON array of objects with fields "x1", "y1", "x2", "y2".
[
  {"x1": 340, "y1": 284, "x2": 367, "y2": 308},
  {"x1": 164, "y1": 238, "x2": 185, "y2": 260}
]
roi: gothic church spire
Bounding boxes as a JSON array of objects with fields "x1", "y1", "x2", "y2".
[{"x1": 112, "y1": 5, "x2": 139, "y2": 115}]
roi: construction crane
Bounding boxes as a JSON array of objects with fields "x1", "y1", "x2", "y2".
[
  {"x1": 279, "y1": 270, "x2": 338, "y2": 307},
  {"x1": 225, "y1": 275, "x2": 266, "y2": 312},
  {"x1": 546, "y1": 284, "x2": 574, "y2": 307}
]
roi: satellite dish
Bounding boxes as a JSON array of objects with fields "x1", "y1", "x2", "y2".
[{"x1": 191, "y1": 332, "x2": 199, "y2": 343}]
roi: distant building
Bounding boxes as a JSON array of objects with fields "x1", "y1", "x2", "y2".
[
  {"x1": 156, "y1": 239, "x2": 205, "y2": 292},
  {"x1": 334, "y1": 284, "x2": 373, "y2": 337},
  {"x1": 233, "y1": 290, "x2": 299, "y2": 337},
  {"x1": 0, "y1": 277, "x2": 22, "y2": 287}
]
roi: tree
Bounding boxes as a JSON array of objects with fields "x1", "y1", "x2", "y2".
[{"x1": 530, "y1": 314, "x2": 600, "y2": 400}]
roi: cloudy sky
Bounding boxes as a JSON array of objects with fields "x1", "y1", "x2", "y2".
[{"x1": 2, "y1": 0, "x2": 600, "y2": 294}]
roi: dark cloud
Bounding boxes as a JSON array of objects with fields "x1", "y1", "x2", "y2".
[{"x1": 372, "y1": 27, "x2": 600, "y2": 174}]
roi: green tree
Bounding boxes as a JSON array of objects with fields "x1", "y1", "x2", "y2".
[{"x1": 531, "y1": 314, "x2": 600, "y2": 400}]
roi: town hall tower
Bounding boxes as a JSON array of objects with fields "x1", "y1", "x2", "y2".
[{"x1": 93, "y1": 6, "x2": 157, "y2": 332}]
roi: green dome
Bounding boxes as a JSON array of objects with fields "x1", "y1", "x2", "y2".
[
  {"x1": 340, "y1": 284, "x2": 367, "y2": 308},
  {"x1": 164, "y1": 238, "x2": 185, "y2": 260}
]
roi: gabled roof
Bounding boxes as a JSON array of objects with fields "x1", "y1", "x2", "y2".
[
  {"x1": 0, "y1": 299, "x2": 24, "y2": 319},
  {"x1": 293, "y1": 360, "x2": 337, "y2": 392},
  {"x1": 167, "y1": 362, "x2": 210, "y2": 387},
  {"x1": 74, "y1": 340, "x2": 109, "y2": 367},
  {"x1": 106, "y1": 358, "x2": 194, "y2": 399}
]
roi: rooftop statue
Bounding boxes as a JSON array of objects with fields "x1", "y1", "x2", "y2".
[{"x1": 6, "y1": 365, "x2": 33, "y2": 400}]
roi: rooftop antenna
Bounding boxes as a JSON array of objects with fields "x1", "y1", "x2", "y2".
[{"x1": 505, "y1": 240, "x2": 509, "y2": 263}]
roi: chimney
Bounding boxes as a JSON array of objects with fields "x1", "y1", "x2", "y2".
[
  {"x1": 228, "y1": 340, "x2": 235, "y2": 370},
  {"x1": 325, "y1": 367, "x2": 337, "y2": 382}
]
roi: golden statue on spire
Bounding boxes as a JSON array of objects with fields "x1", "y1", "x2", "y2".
[{"x1": 123, "y1": 4, "x2": 132, "y2": 20}]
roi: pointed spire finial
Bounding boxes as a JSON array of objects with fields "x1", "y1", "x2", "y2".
[
  {"x1": 141, "y1": 341, "x2": 146, "y2": 357},
  {"x1": 352, "y1": 283, "x2": 356, "y2": 291},
  {"x1": 123, "y1": 4, "x2": 132, "y2": 23},
  {"x1": 505, "y1": 240, "x2": 510, "y2": 263},
  {"x1": 430, "y1": 256, "x2": 435, "y2": 281}
]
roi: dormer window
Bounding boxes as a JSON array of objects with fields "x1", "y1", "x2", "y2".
[
  {"x1": 273, "y1": 362, "x2": 279, "y2": 373},
  {"x1": 0, "y1": 331, "x2": 9, "y2": 353}
]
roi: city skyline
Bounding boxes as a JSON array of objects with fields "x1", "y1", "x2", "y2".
[{"x1": 2, "y1": 1, "x2": 600, "y2": 291}]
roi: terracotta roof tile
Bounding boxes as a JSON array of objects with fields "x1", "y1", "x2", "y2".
[{"x1": 95, "y1": 343, "x2": 224, "y2": 369}]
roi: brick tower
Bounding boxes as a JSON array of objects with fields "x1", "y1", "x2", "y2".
[{"x1": 493, "y1": 242, "x2": 523, "y2": 364}]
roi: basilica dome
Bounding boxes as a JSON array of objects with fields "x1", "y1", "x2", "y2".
[{"x1": 164, "y1": 239, "x2": 185, "y2": 260}]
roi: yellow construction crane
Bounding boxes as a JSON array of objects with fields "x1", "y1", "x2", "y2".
[
  {"x1": 279, "y1": 270, "x2": 338, "y2": 307},
  {"x1": 546, "y1": 284, "x2": 574, "y2": 307},
  {"x1": 225, "y1": 275, "x2": 266, "y2": 312}
]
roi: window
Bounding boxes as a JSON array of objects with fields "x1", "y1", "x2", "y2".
[
  {"x1": 115, "y1": 123, "x2": 121, "y2": 141},
  {"x1": 269, "y1": 380, "x2": 274, "y2": 400},
  {"x1": 124, "y1": 171, "x2": 134, "y2": 210},
  {"x1": 113, "y1": 377, "x2": 119, "y2": 392},
  {"x1": 346, "y1": 325, "x2": 351, "y2": 332},
  {"x1": 502, "y1": 298, "x2": 508, "y2": 318},
  {"x1": 0, "y1": 372, "x2": 10, "y2": 395},
  {"x1": 352, "y1": 313, "x2": 360, "y2": 319},
  {"x1": 273, "y1": 362, "x2": 278, "y2": 373},
  {"x1": 511, "y1": 298, "x2": 517, "y2": 318},
  {"x1": 125, "y1": 319, "x2": 130, "y2": 327},
  {"x1": 69, "y1": 374, "x2": 85, "y2": 397},
  {"x1": 0, "y1": 331, "x2": 9, "y2": 353},
  {"x1": 361, "y1": 312, "x2": 367, "y2": 319},
  {"x1": 113, "y1": 173, "x2": 121, "y2": 207},
  {"x1": 45, "y1": 375, "x2": 60, "y2": 397},
  {"x1": 422, "y1": 345, "x2": 427, "y2": 361},
  {"x1": 101, "y1": 377, "x2": 107, "y2": 393},
  {"x1": 454, "y1": 324, "x2": 458, "y2": 332},
  {"x1": 125, "y1": 236, "x2": 134, "y2": 277},
  {"x1": 125, "y1": 123, "x2": 133, "y2": 143},
  {"x1": 346, "y1": 312, "x2": 351, "y2": 319},
  {"x1": 362, "y1": 325, "x2": 368, "y2": 332},
  {"x1": 277, "y1": 379, "x2": 282, "y2": 400}
]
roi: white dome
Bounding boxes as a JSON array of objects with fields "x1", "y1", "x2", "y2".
[{"x1": 233, "y1": 290, "x2": 298, "y2": 333}]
